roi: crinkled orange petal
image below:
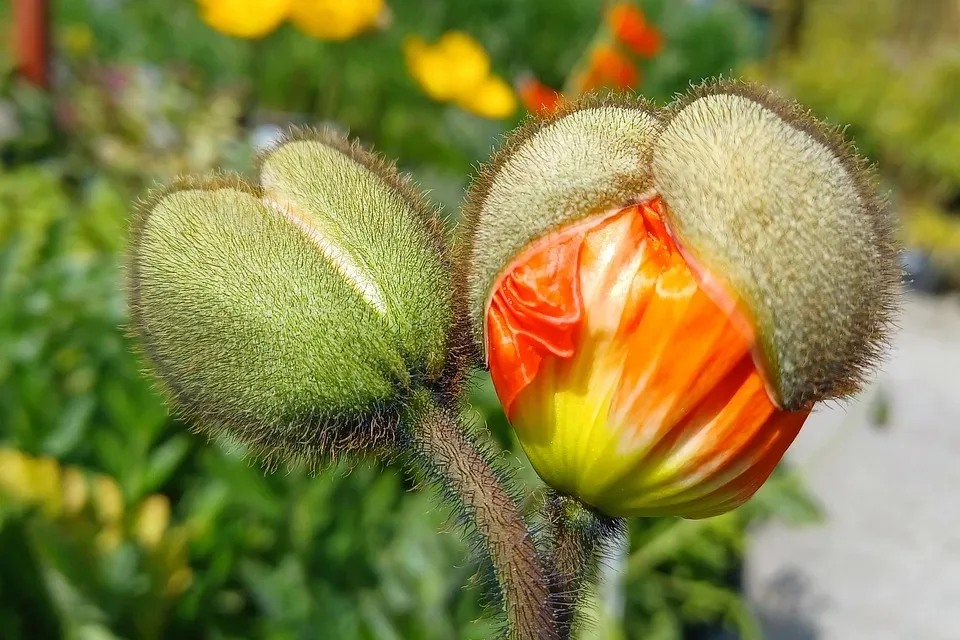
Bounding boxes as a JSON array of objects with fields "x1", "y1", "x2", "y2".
[
  {"x1": 486, "y1": 197, "x2": 809, "y2": 518},
  {"x1": 487, "y1": 228, "x2": 583, "y2": 415}
]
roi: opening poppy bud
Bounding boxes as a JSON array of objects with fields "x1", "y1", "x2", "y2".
[
  {"x1": 462, "y1": 87, "x2": 900, "y2": 519},
  {"x1": 129, "y1": 129, "x2": 455, "y2": 466}
]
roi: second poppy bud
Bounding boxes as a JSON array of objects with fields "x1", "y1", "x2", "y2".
[{"x1": 459, "y1": 84, "x2": 900, "y2": 519}]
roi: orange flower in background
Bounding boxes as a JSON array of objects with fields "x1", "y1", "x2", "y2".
[
  {"x1": 404, "y1": 32, "x2": 517, "y2": 119},
  {"x1": 608, "y1": 2, "x2": 663, "y2": 58},
  {"x1": 486, "y1": 197, "x2": 809, "y2": 519},
  {"x1": 516, "y1": 76, "x2": 565, "y2": 116},
  {"x1": 579, "y1": 44, "x2": 639, "y2": 91}
]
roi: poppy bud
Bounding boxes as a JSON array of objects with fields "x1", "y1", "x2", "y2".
[
  {"x1": 129, "y1": 129, "x2": 456, "y2": 465},
  {"x1": 461, "y1": 84, "x2": 899, "y2": 518}
]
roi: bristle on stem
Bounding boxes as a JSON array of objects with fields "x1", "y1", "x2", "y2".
[
  {"x1": 543, "y1": 493, "x2": 624, "y2": 638},
  {"x1": 405, "y1": 391, "x2": 558, "y2": 640}
]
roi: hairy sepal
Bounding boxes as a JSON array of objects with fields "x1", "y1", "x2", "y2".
[
  {"x1": 651, "y1": 80, "x2": 901, "y2": 409},
  {"x1": 459, "y1": 93, "x2": 661, "y2": 356}
]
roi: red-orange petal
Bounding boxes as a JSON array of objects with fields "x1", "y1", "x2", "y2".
[
  {"x1": 516, "y1": 76, "x2": 565, "y2": 116},
  {"x1": 588, "y1": 44, "x2": 640, "y2": 89},
  {"x1": 487, "y1": 225, "x2": 584, "y2": 415},
  {"x1": 485, "y1": 197, "x2": 810, "y2": 518},
  {"x1": 608, "y1": 2, "x2": 664, "y2": 58}
]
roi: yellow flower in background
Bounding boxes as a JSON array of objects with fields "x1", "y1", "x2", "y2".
[
  {"x1": 291, "y1": 0, "x2": 386, "y2": 40},
  {"x1": 92, "y1": 474, "x2": 124, "y2": 524},
  {"x1": 0, "y1": 450, "x2": 62, "y2": 516},
  {"x1": 165, "y1": 566, "x2": 195, "y2": 597},
  {"x1": 62, "y1": 24, "x2": 95, "y2": 57},
  {"x1": 462, "y1": 75, "x2": 517, "y2": 119},
  {"x1": 405, "y1": 32, "x2": 490, "y2": 101},
  {"x1": 30, "y1": 457, "x2": 63, "y2": 516},
  {"x1": 96, "y1": 524, "x2": 124, "y2": 554},
  {"x1": 134, "y1": 494, "x2": 172, "y2": 549},
  {"x1": 61, "y1": 466, "x2": 89, "y2": 515},
  {"x1": 0, "y1": 449, "x2": 34, "y2": 502},
  {"x1": 197, "y1": 0, "x2": 387, "y2": 40},
  {"x1": 404, "y1": 32, "x2": 517, "y2": 119},
  {"x1": 198, "y1": 0, "x2": 291, "y2": 39}
]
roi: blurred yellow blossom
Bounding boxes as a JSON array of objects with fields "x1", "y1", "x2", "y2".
[
  {"x1": 197, "y1": 0, "x2": 386, "y2": 40},
  {"x1": 96, "y1": 524, "x2": 124, "y2": 554},
  {"x1": 165, "y1": 566, "x2": 195, "y2": 596},
  {"x1": 134, "y1": 494, "x2": 172, "y2": 549},
  {"x1": 62, "y1": 24, "x2": 94, "y2": 56},
  {"x1": 405, "y1": 33, "x2": 490, "y2": 100},
  {"x1": 92, "y1": 474, "x2": 124, "y2": 524},
  {"x1": 404, "y1": 32, "x2": 516, "y2": 119},
  {"x1": 291, "y1": 0, "x2": 386, "y2": 40},
  {"x1": 462, "y1": 75, "x2": 517, "y2": 119},
  {"x1": 197, "y1": 0, "x2": 291, "y2": 39},
  {"x1": 0, "y1": 450, "x2": 62, "y2": 515},
  {"x1": 0, "y1": 449, "x2": 34, "y2": 503},
  {"x1": 30, "y1": 457, "x2": 63, "y2": 516},
  {"x1": 61, "y1": 466, "x2": 89, "y2": 515}
]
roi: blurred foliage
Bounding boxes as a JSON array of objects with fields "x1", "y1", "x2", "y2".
[
  {"x1": 46, "y1": 0, "x2": 765, "y2": 196},
  {"x1": 755, "y1": 0, "x2": 960, "y2": 196},
  {"x1": 747, "y1": 0, "x2": 960, "y2": 286},
  {"x1": 0, "y1": 162, "x2": 495, "y2": 639},
  {"x1": 0, "y1": 0, "x2": 822, "y2": 638}
]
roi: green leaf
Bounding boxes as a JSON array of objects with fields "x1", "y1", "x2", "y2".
[
  {"x1": 140, "y1": 436, "x2": 192, "y2": 496},
  {"x1": 42, "y1": 395, "x2": 95, "y2": 457}
]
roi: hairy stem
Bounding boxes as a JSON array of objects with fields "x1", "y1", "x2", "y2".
[
  {"x1": 544, "y1": 493, "x2": 625, "y2": 639},
  {"x1": 407, "y1": 391, "x2": 557, "y2": 640}
]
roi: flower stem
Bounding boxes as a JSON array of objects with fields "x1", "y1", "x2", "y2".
[
  {"x1": 407, "y1": 391, "x2": 557, "y2": 640},
  {"x1": 544, "y1": 493, "x2": 625, "y2": 639}
]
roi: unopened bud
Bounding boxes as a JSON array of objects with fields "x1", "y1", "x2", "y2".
[{"x1": 129, "y1": 129, "x2": 456, "y2": 465}]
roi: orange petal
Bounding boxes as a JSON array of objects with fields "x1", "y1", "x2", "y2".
[
  {"x1": 487, "y1": 226, "x2": 584, "y2": 416},
  {"x1": 486, "y1": 197, "x2": 810, "y2": 518},
  {"x1": 608, "y1": 2, "x2": 664, "y2": 58},
  {"x1": 588, "y1": 44, "x2": 640, "y2": 89},
  {"x1": 516, "y1": 76, "x2": 565, "y2": 116}
]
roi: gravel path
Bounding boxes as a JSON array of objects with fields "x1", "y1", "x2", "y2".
[{"x1": 746, "y1": 293, "x2": 960, "y2": 640}]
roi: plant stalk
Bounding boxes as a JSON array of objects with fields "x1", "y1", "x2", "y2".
[
  {"x1": 407, "y1": 391, "x2": 557, "y2": 640},
  {"x1": 544, "y1": 493, "x2": 625, "y2": 639}
]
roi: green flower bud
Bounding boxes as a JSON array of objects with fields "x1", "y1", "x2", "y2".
[{"x1": 128, "y1": 129, "x2": 456, "y2": 465}]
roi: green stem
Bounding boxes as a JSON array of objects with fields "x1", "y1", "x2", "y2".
[
  {"x1": 544, "y1": 493, "x2": 625, "y2": 639},
  {"x1": 407, "y1": 392, "x2": 557, "y2": 640}
]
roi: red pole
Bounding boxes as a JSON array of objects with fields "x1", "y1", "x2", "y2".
[{"x1": 13, "y1": 0, "x2": 50, "y2": 88}]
